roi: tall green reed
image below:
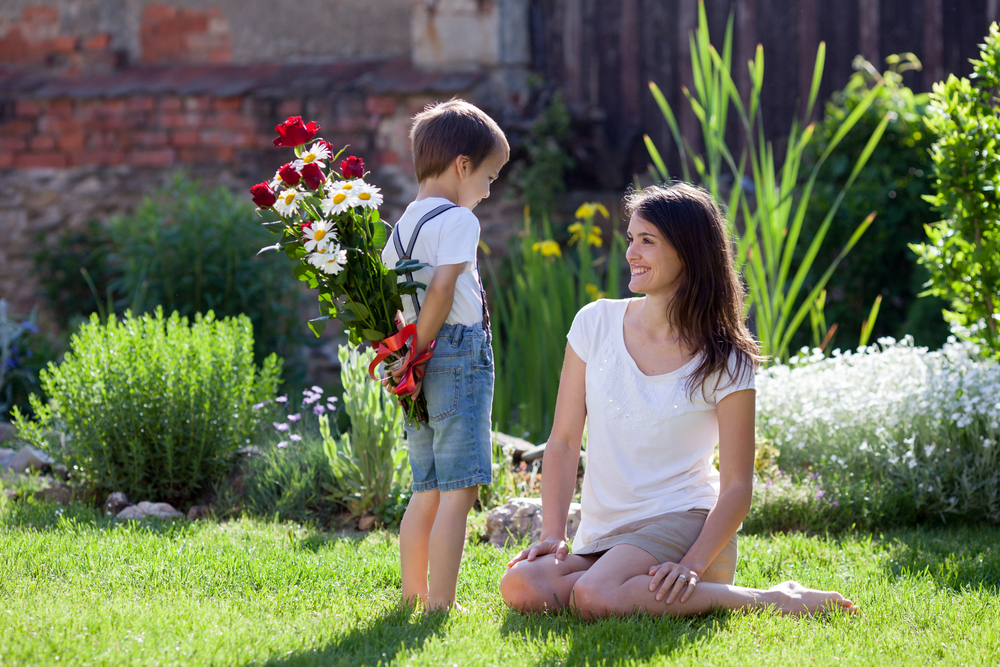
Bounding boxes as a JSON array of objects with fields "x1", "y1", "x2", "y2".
[
  {"x1": 487, "y1": 204, "x2": 625, "y2": 441},
  {"x1": 645, "y1": 2, "x2": 888, "y2": 362}
]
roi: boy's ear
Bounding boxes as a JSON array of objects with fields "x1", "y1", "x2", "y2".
[{"x1": 454, "y1": 155, "x2": 471, "y2": 179}]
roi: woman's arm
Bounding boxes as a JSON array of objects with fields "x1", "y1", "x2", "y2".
[
  {"x1": 507, "y1": 343, "x2": 588, "y2": 566},
  {"x1": 648, "y1": 387, "x2": 756, "y2": 602}
]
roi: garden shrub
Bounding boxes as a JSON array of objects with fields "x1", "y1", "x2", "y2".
[
  {"x1": 12, "y1": 309, "x2": 281, "y2": 507},
  {"x1": 912, "y1": 25, "x2": 1000, "y2": 358},
  {"x1": 801, "y1": 55, "x2": 949, "y2": 350},
  {"x1": 755, "y1": 339, "x2": 1000, "y2": 529},
  {"x1": 321, "y1": 343, "x2": 409, "y2": 519},
  {"x1": 34, "y1": 175, "x2": 302, "y2": 378}
]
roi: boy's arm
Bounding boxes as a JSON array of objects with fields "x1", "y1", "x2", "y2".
[{"x1": 413, "y1": 262, "x2": 465, "y2": 356}]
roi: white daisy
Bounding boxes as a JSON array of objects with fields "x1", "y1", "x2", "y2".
[
  {"x1": 323, "y1": 180, "x2": 361, "y2": 215},
  {"x1": 353, "y1": 180, "x2": 383, "y2": 209},
  {"x1": 308, "y1": 245, "x2": 349, "y2": 275},
  {"x1": 302, "y1": 220, "x2": 337, "y2": 252},
  {"x1": 293, "y1": 142, "x2": 331, "y2": 170},
  {"x1": 273, "y1": 188, "x2": 303, "y2": 217}
]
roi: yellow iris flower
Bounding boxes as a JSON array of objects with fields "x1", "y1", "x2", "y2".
[
  {"x1": 532, "y1": 240, "x2": 562, "y2": 258},
  {"x1": 568, "y1": 222, "x2": 603, "y2": 248},
  {"x1": 575, "y1": 202, "x2": 610, "y2": 220}
]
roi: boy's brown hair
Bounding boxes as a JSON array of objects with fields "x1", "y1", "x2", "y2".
[{"x1": 409, "y1": 99, "x2": 509, "y2": 182}]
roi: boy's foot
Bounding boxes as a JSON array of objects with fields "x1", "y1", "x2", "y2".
[{"x1": 424, "y1": 600, "x2": 469, "y2": 614}]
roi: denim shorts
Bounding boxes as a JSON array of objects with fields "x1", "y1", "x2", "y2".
[{"x1": 405, "y1": 322, "x2": 494, "y2": 493}]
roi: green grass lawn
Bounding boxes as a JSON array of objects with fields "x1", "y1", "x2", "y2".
[{"x1": 1, "y1": 498, "x2": 998, "y2": 666}]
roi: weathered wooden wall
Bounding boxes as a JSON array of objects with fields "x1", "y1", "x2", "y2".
[{"x1": 529, "y1": 0, "x2": 996, "y2": 187}]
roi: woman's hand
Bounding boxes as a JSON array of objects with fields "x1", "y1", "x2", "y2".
[
  {"x1": 647, "y1": 562, "x2": 700, "y2": 604},
  {"x1": 506, "y1": 536, "x2": 569, "y2": 568}
]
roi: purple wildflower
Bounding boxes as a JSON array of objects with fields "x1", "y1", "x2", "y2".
[
  {"x1": 290, "y1": 434, "x2": 302, "y2": 442},
  {"x1": 273, "y1": 422, "x2": 290, "y2": 432},
  {"x1": 275, "y1": 395, "x2": 288, "y2": 404},
  {"x1": 277, "y1": 441, "x2": 289, "y2": 449},
  {"x1": 815, "y1": 490, "x2": 825, "y2": 499},
  {"x1": 313, "y1": 404, "x2": 326, "y2": 415},
  {"x1": 287, "y1": 413, "x2": 301, "y2": 422},
  {"x1": 311, "y1": 385, "x2": 323, "y2": 394}
]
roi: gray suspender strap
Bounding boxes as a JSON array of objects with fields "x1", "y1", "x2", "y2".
[{"x1": 393, "y1": 204, "x2": 458, "y2": 319}]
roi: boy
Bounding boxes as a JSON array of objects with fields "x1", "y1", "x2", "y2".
[{"x1": 381, "y1": 99, "x2": 509, "y2": 612}]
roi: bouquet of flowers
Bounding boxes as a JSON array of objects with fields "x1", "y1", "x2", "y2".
[{"x1": 249, "y1": 116, "x2": 435, "y2": 423}]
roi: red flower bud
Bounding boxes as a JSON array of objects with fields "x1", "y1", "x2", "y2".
[
  {"x1": 273, "y1": 116, "x2": 320, "y2": 148},
  {"x1": 250, "y1": 182, "x2": 277, "y2": 208},
  {"x1": 300, "y1": 162, "x2": 326, "y2": 190},
  {"x1": 341, "y1": 156, "x2": 364, "y2": 179},
  {"x1": 278, "y1": 162, "x2": 301, "y2": 186}
]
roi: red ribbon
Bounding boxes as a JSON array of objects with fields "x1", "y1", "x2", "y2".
[{"x1": 367, "y1": 323, "x2": 435, "y2": 397}]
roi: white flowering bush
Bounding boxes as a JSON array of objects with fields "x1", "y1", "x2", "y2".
[{"x1": 755, "y1": 337, "x2": 1000, "y2": 527}]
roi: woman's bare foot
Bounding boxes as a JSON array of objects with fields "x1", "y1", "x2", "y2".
[{"x1": 765, "y1": 581, "x2": 858, "y2": 615}]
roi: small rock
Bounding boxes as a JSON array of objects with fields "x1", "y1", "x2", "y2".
[
  {"x1": 0, "y1": 421, "x2": 15, "y2": 444},
  {"x1": 186, "y1": 504, "x2": 212, "y2": 521},
  {"x1": 0, "y1": 448, "x2": 15, "y2": 470},
  {"x1": 115, "y1": 505, "x2": 146, "y2": 521},
  {"x1": 103, "y1": 492, "x2": 132, "y2": 516},
  {"x1": 3, "y1": 488, "x2": 19, "y2": 503},
  {"x1": 485, "y1": 498, "x2": 582, "y2": 548},
  {"x1": 136, "y1": 501, "x2": 184, "y2": 520},
  {"x1": 34, "y1": 482, "x2": 73, "y2": 505},
  {"x1": 10, "y1": 445, "x2": 53, "y2": 473},
  {"x1": 358, "y1": 514, "x2": 377, "y2": 531}
]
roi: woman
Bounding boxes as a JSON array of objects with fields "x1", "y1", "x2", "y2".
[{"x1": 500, "y1": 184, "x2": 856, "y2": 617}]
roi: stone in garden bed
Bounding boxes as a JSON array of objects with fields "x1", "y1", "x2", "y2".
[
  {"x1": 0, "y1": 448, "x2": 15, "y2": 470},
  {"x1": 486, "y1": 497, "x2": 582, "y2": 548},
  {"x1": 103, "y1": 492, "x2": 131, "y2": 516},
  {"x1": 114, "y1": 501, "x2": 185, "y2": 522},
  {"x1": 0, "y1": 421, "x2": 15, "y2": 444},
  {"x1": 9, "y1": 445, "x2": 53, "y2": 474},
  {"x1": 492, "y1": 431, "x2": 535, "y2": 463}
]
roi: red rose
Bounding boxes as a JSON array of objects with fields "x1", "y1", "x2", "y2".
[
  {"x1": 278, "y1": 162, "x2": 301, "y2": 186},
  {"x1": 273, "y1": 116, "x2": 320, "y2": 148},
  {"x1": 250, "y1": 182, "x2": 277, "y2": 208},
  {"x1": 301, "y1": 162, "x2": 326, "y2": 190},
  {"x1": 341, "y1": 156, "x2": 364, "y2": 179},
  {"x1": 300, "y1": 221, "x2": 313, "y2": 230}
]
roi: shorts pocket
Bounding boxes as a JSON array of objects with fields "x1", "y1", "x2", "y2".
[{"x1": 424, "y1": 366, "x2": 462, "y2": 422}]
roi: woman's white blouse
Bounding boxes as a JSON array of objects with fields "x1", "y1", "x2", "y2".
[{"x1": 565, "y1": 298, "x2": 755, "y2": 549}]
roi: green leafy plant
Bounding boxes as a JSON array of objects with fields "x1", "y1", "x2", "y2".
[
  {"x1": 508, "y1": 90, "x2": 575, "y2": 216},
  {"x1": 800, "y1": 54, "x2": 949, "y2": 350},
  {"x1": 320, "y1": 342, "x2": 409, "y2": 518},
  {"x1": 912, "y1": 23, "x2": 1000, "y2": 357},
  {"x1": 111, "y1": 176, "x2": 301, "y2": 370},
  {"x1": 645, "y1": 2, "x2": 888, "y2": 362},
  {"x1": 487, "y1": 204, "x2": 626, "y2": 440},
  {"x1": 12, "y1": 309, "x2": 280, "y2": 506}
]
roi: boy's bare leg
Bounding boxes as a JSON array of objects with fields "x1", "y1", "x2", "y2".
[
  {"x1": 399, "y1": 489, "x2": 440, "y2": 607},
  {"x1": 426, "y1": 485, "x2": 479, "y2": 611},
  {"x1": 570, "y1": 545, "x2": 856, "y2": 618}
]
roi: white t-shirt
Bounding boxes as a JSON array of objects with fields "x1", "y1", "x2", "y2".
[
  {"x1": 566, "y1": 298, "x2": 756, "y2": 549},
  {"x1": 381, "y1": 197, "x2": 484, "y2": 326}
]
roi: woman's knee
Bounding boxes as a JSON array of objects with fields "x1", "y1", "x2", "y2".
[
  {"x1": 500, "y1": 560, "x2": 570, "y2": 613},
  {"x1": 569, "y1": 576, "x2": 618, "y2": 617}
]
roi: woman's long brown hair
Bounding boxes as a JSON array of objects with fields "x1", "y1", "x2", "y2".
[{"x1": 623, "y1": 182, "x2": 762, "y2": 397}]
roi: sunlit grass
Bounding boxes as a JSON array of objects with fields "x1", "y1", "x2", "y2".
[{"x1": 0, "y1": 497, "x2": 997, "y2": 666}]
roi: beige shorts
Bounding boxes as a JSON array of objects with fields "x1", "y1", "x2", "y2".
[{"x1": 571, "y1": 508, "x2": 738, "y2": 585}]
